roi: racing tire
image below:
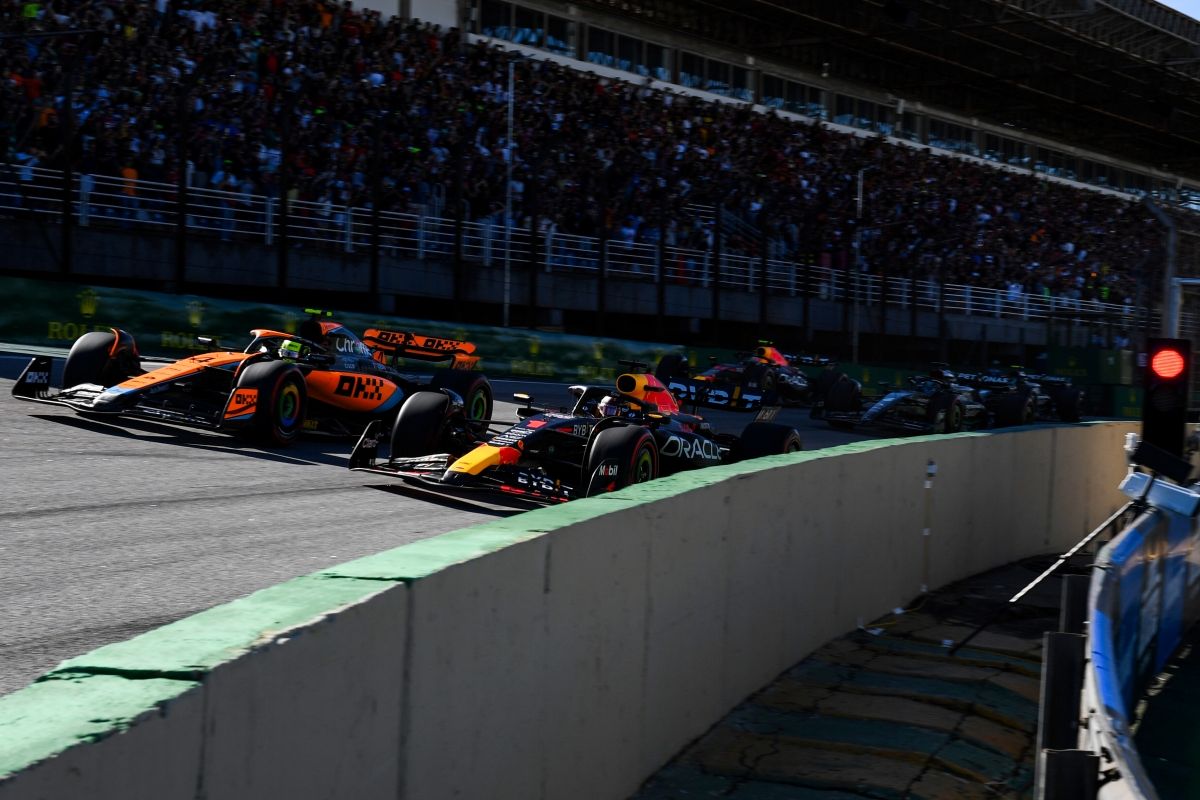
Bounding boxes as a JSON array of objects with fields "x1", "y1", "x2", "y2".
[
  {"x1": 743, "y1": 362, "x2": 777, "y2": 394},
  {"x1": 236, "y1": 360, "x2": 307, "y2": 446},
  {"x1": 654, "y1": 353, "x2": 688, "y2": 381},
  {"x1": 933, "y1": 399, "x2": 963, "y2": 434},
  {"x1": 390, "y1": 391, "x2": 450, "y2": 457},
  {"x1": 62, "y1": 329, "x2": 141, "y2": 388},
  {"x1": 1053, "y1": 388, "x2": 1084, "y2": 423},
  {"x1": 824, "y1": 377, "x2": 860, "y2": 430},
  {"x1": 430, "y1": 370, "x2": 493, "y2": 434},
  {"x1": 993, "y1": 392, "x2": 1035, "y2": 427},
  {"x1": 583, "y1": 425, "x2": 659, "y2": 497},
  {"x1": 737, "y1": 422, "x2": 803, "y2": 460}
]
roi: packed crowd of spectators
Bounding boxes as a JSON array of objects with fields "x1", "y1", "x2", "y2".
[{"x1": 0, "y1": 0, "x2": 1167, "y2": 306}]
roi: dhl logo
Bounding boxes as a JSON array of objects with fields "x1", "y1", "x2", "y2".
[
  {"x1": 335, "y1": 375, "x2": 385, "y2": 401},
  {"x1": 363, "y1": 328, "x2": 475, "y2": 354},
  {"x1": 224, "y1": 388, "x2": 258, "y2": 420}
]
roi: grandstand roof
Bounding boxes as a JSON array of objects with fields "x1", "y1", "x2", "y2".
[{"x1": 573, "y1": 0, "x2": 1200, "y2": 179}]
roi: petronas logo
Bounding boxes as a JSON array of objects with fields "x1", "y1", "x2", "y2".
[{"x1": 78, "y1": 288, "x2": 98, "y2": 318}]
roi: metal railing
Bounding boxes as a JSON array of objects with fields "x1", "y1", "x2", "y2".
[{"x1": 0, "y1": 162, "x2": 1186, "y2": 334}]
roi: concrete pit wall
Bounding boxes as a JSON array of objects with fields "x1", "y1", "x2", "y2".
[{"x1": 0, "y1": 422, "x2": 1137, "y2": 799}]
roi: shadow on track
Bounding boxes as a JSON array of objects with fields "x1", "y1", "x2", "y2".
[
  {"x1": 362, "y1": 482, "x2": 530, "y2": 517},
  {"x1": 27, "y1": 414, "x2": 348, "y2": 468}
]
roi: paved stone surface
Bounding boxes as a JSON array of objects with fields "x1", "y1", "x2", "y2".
[{"x1": 633, "y1": 556, "x2": 1065, "y2": 799}]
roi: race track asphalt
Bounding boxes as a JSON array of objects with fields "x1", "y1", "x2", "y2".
[{"x1": 0, "y1": 360, "x2": 872, "y2": 698}]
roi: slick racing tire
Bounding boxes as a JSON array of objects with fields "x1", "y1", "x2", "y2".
[
  {"x1": 824, "y1": 377, "x2": 861, "y2": 430},
  {"x1": 993, "y1": 392, "x2": 1035, "y2": 427},
  {"x1": 583, "y1": 425, "x2": 659, "y2": 497},
  {"x1": 743, "y1": 362, "x2": 777, "y2": 394},
  {"x1": 654, "y1": 353, "x2": 688, "y2": 381},
  {"x1": 62, "y1": 329, "x2": 141, "y2": 388},
  {"x1": 932, "y1": 397, "x2": 964, "y2": 434},
  {"x1": 737, "y1": 422, "x2": 803, "y2": 460},
  {"x1": 391, "y1": 391, "x2": 450, "y2": 457},
  {"x1": 1052, "y1": 388, "x2": 1084, "y2": 423},
  {"x1": 431, "y1": 370, "x2": 493, "y2": 434},
  {"x1": 237, "y1": 360, "x2": 307, "y2": 446}
]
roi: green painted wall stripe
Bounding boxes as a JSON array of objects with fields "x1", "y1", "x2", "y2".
[
  {"x1": 0, "y1": 675, "x2": 197, "y2": 777},
  {"x1": 48, "y1": 575, "x2": 394, "y2": 677}
]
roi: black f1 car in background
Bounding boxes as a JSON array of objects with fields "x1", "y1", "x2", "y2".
[
  {"x1": 654, "y1": 342, "x2": 832, "y2": 410},
  {"x1": 349, "y1": 360, "x2": 803, "y2": 504},
  {"x1": 951, "y1": 366, "x2": 1084, "y2": 425},
  {"x1": 12, "y1": 318, "x2": 492, "y2": 446},
  {"x1": 821, "y1": 368, "x2": 989, "y2": 434}
]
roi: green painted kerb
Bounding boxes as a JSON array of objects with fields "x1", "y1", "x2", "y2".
[{"x1": 0, "y1": 675, "x2": 196, "y2": 779}]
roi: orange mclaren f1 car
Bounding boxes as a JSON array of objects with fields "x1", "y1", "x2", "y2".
[{"x1": 11, "y1": 319, "x2": 492, "y2": 446}]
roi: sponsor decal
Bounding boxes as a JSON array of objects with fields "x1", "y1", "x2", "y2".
[
  {"x1": 335, "y1": 375, "x2": 385, "y2": 400},
  {"x1": 224, "y1": 388, "x2": 258, "y2": 419},
  {"x1": 570, "y1": 423, "x2": 592, "y2": 437},
  {"x1": 510, "y1": 359, "x2": 556, "y2": 377},
  {"x1": 23, "y1": 370, "x2": 49, "y2": 385},
  {"x1": 666, "y1": 380, "x2": 760, "y2": 408},
  {"x1": 659, "y1": 434, "x2": 722, "y2": 462},
  {"x1": 372, "y1": 330, "x2": 465, "y2": 352},
  {"x1": 160, "y1": 331, "x2": 209, "y2": 351},
  {"x1": 598, "y1": 462, "x2": 619, "y2": 477},
  {"x1": 490, "y1": 426, "x2": 536, "y2": 447},
  {"x1": 78, "y1": 288, "x2": 99, "y2": 318},
  {"x1": 186, "y1": 300, "x2": 205, "y2": 328},
  {"x1": 46, "y1": 321, "x2": 114, "y2": 341}
]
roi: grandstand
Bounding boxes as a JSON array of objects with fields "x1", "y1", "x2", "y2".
[{"x1": 1, "y1": 0, "x2": 1198, "y2": 363}]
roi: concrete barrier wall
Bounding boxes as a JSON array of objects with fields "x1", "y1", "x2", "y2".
[{"x1": 0, "y1": 422, "x2": 1137, "y2": 799}]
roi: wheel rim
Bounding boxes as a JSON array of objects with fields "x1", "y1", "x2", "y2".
[
  {"x1": 632, "y1": 446, "x2": 655, "y2": 483},
  {"x1": 468, "y1": 388, "x2": 489, "y2": 421},
  {"x1": 786, "y1": 439, "x2": 801, "y2": 453},
  {"x1": 276, "y1": 382, "x2": 301, "y2": 429}
]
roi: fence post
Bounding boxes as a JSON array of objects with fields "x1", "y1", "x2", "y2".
[
  {"x1": 78, "y1": 174, "x2": 91, "y2": 227},
  {"x1": 344, "y1": 207, "x2": 354, "y2": 253},
  {"x1": 264, "y1": 198, "x2": 274, "y2": 245},
  {"x1": 417, "y1": 211, "x2": 426, "y2": 260}
]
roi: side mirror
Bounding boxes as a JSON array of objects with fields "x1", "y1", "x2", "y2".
[{"x1": 513, "y1": 392, "x2": 536, "y2": 419}]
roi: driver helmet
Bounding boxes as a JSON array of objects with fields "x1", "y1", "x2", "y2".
[
  {"x1": 278, "y1": 339, "x2": 304, "y2": 361},
  {"x1": 597, "y1": 395, "x2": 620, "y2": 417}
]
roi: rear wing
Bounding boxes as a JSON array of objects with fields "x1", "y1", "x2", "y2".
[{"x1": 362, "y1": 328, "x2": 480, "y2": 370}]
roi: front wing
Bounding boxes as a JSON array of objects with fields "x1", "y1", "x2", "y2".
[
  {"x1": 348, "y1": 420, "x2": 574, "y2": 505},
  {"x1": 12, "y1": 355, "x2": 245, "y2": 432}
]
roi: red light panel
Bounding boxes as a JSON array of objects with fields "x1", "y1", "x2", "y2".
[{"x1": 1152, "y1": 349, "x2": 1185, "y2": 380}]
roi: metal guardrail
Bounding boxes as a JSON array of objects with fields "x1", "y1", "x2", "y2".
[
  {"x1": 0, "y1": 162, "x2": 1188, "y2": 335},
  {"x1": 1034, "y1": 461, "x2": 1200, "y2": 800}
]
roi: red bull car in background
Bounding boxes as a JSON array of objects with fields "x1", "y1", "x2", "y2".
[
  {"x1": 349, "y1": 360, "x2": 803, "y2": 505},
  {"x1": 11, "y1": 317, "x2": 492, "y2": 446},
  {"x1": 655, "y1": 342, "x2": 830, "y2": 410}
]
